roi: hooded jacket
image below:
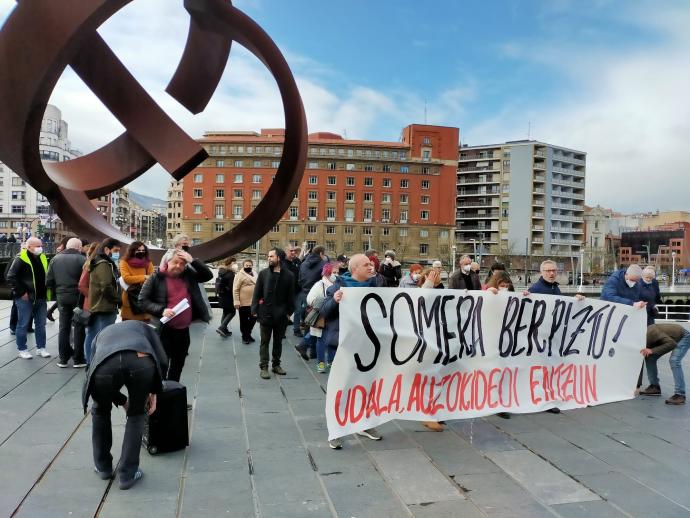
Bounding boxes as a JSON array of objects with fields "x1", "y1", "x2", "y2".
[
  {"x1": 6, "y1": 248, "x2": 52, "y2": 302},
  {"x1": 299, "y1": 253, "x2": 326, "y2": 294},
  {"x1": 601, "y1": 269, "x2": 641, "y2": 306},
  {"x1": 379, "y1": 260, "x2": 402, "y2": 287},
  {"x1": 88, "y1": 254, "x2": 120, "y2": 314}
]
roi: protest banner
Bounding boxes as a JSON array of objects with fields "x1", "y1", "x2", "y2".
[{"x1": 326, "y1": 288, "x2": 646, "y2": 440}]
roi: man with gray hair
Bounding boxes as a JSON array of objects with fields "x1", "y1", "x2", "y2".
[
  {"x1": 159, "y1": 234, "x2": 191, "y2": 267},
  {"x1": 639, "y1": 266, "x2": 662, "y2": 325},
  {"x1": 449, "y1": 255, "x2": 481, "y2": 290},
  {"x1": 601, "y1": 264, "x2": 647, "y2": 309},
  {"x1": 47, "y1": 237, "x2": 86, "y2": 367},
  {"x1": 6, "y1": 237, "x2": 51, "y2": 359}
]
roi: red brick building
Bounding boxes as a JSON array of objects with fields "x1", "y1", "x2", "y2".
[{"x1": 175, "y1": 124, "x2": 458, "y2": 264}]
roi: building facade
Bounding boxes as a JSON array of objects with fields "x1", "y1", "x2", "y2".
[
  {"x1": 0, "y1": 104, "x2": 81, "y2": 242},
  {"x1": 619, "y1": 222, "x2": 690, "y2": 272},
  {"x1": 583, "y1": 205, "x2": 621, "y2": 273},
  {"x1": 457, "y1": 140, "x2": 586, "y2": 271},
  {"x1": 175, "y1": 125, "x2": 458, "y2": 265}
]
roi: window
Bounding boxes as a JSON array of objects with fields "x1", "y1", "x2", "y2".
[
  {"x1": 11, "y1": 191, "x2": 26, "y2": 201},
  {"x1": 346, "y1": 176, "x2": 355, "y2": 186},
  {"x1": 344, "y1": 226, "x2": 354, "y2": 234},
  {"x1": 364, "y1": 164, "x2": 373, "y2": 172},
  {"x1": 253, "y1": 160, "x2": 262, "y2": 167},
  {"x1": 422, "y1": 166, "x2": 430, "y2": 174},
  {"x1": 420, "y1": 229, "x2": 429, "y2": 238},
  {"x1": 326, "y1": 241, "x2": 336, "y2": 252},
  {"x1": 345, "y1": 208, "x2": 354, "y2": 221},
  {"x1": 11, "y1": 205, "x2": 24, "y2": 214},
  {"x1": 234, "y1": 160, "x2": 242, "y2": 167},
  {"x1": 400, "y1": 179, "x2": 409, "y2": 188},
  {"x1": 420, "y1": 210, "x2": 429, "y2": 220},
  {"x1": 399, "y1": 210, "x2": 408, "y2": 223},
  {"x1": 364, "y1": 192, "x2": 373, "y2": 202},
  {"x1": 400, "y1": 151, "x2": 407, "y2": 159},
  {"x1": 364, "y1": 177, "x2": 373, "y2": 187},
  {"x1": 419, "y1": 243, "x2": 429, "y2": 254},
  {"x1": 399, "y1": 228, "x2": 408, "y2": 237},
  {"x1": 381, "y1": 193, "x2": 391, "y2": 203},
  {"x1": 326, "y1": 225, "x2": 336, "y2": 234},
  {"x1": 327, "y1": 191, "x2": 336, "y2": 201},
  {"x1": 344, "y1": 242, "x2": 354, "y2": 252},
  {"x1": 422, "y1": 150, "x2": 430, "y2": 161},
  {"x1": 216, "y1": 174, "x2": 225, "y2": 183},
  {"x1": 400, "y1": 166, "x2": 409, "y2": 173},
  {"x1": 363, "y1": 208, "x2": 373, "y2": 221},
  {"x1": 327, "y1": 176, "x2": 336, "y2": 185},
  {"x1": 308, "y1": 190, "x2": 318, "y2": 200},
  {"x1": 400, "y1": 194, "x2": 408, "y2": 204},
  {"x1": 271, "y1": 224, "x2": 280, "y2": 232},
  {"x1": 193, "y1": 188, "x2": 203, "y2": 198},
  {"x1": 193, "y1": 223, "x2": 202, "y2": 232},
  {"x1": 346, "y1": 163, "x2": 355, "y2": 171},
  {"x1": 421, "y1": 180, "x2": 430, "y2": 189},
  {"x1": 382, "y1": 164, "x2": 391, "y2": 172},
  {"x1": 252, "y1": 174, "x2": 261, "y2": 183},
  {"x1": 288, "y1": 224, "x2": 299, "y2": 233},
  {"x1": 308, "y1": 176, "x2": 317, "y2": 184},
  {"x1": 307, "y1": 225, "x2": 317, "y2": 234},
  {"x1": 216, "y1": 160, "x2": 224, "y2": 167},
  {"x1": 345, "y1": 192, "x2": 355, "y2": 202},
  {"x1": 439, "y1": 230, "x2": 450, "y2": 239},
  {"x1": 193, "y1": 204, "x2": 202, "y2": 214},
  {"x1": 327, "y1": 162, "x2": 336, "y2": 170},
  {"x1": 194, "y1": 173, "x2": 203, "y2": 182},
  {"x1": 382, "y1": 178, "x2": 391, "y2": 187},
  {"x1": 252, "y1": 190, "x2": 261, "y2": 200},
  {"x1": 233, "y1": 189, "x2": 242, "y2": 198},
  {"x1": 308, "y1": 161, "x2": 318, "y2": 169},
  {"x1": 326, "y1": 207, "x2": 336, "y2": 220},
  {"x1": 363, "y1": 227, "x2": 372, "y2": 235},
  {"x1": 423, "y1": 136, "x2": 430, "y2": 145},
  {"x1": 234, "y1": 174, "x2": 243, "y2": 183},
  {"x1": 215, "y1": 189, "x2": 225, "y2": 198},
  {"x1": 421, "y1": 195, "x2": 429, "y2": 204},
  {"x1": 289, "y1": 207, "x2": 298, "y2": 219},
  {"x1": 233, "y1": 205, "x2": 243, "y2": 219},
  {"x1": 381, "y1": 209, "x2": 391, "y2": 220},
  {"x1": 215, "y1": 205, "x2": 224, "y2": 218},
  {"x1": 308, "y1": 206, "x2": 317, "y2": 219}
]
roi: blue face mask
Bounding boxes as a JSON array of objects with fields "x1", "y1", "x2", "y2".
[{"x1": 111, "y1": 252, "x2": 120, "y2": 261}]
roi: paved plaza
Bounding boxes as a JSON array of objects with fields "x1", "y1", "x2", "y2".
[{"x1": 1, "y1": 300, "x2": 689, "y2": 517}]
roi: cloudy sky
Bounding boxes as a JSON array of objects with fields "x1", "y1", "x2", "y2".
[{"x1": 2, "y1": 0, "x2": 688, "y2": 213}]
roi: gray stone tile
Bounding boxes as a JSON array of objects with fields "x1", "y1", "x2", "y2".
[
  {"x1": 551, "y1": 500, "x2": 628, "y2": 517},
  {"x1": 180, "y1": 469, "x2": 255, "y2": 517},
  {"x1": 370, "y1": 448, "x2": 464, "y2": 505},
  {"x1": 454, "y1": 472, "x2": 551, "y2": 513},
  {"x1": 611, "y1": 430, "x2": 690, "y2": 477},
  {"x1": 409, "y1": 500, "x2": 485, "y2": 517},
  {"x1": 485, "y1": 450, "x2": 599, "y2": 505},
  {"x1": 449, "y1": 419, "x2": 524, "y2": 452}
]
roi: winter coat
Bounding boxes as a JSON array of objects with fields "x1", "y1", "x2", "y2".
[
  {"x1": 87, "y1": 254, "x2": 120, "y2": 314},
  {"x1": 251, "y1": 267, "x2": 295, "y2": 326},
  {"x1": 139, "y1": 259, "x2": 213, "y2": 327},
  {"x1": 82, "y1": 320, "x2": 168, "y2": 413},
  {"x1": 646, "y1": 323, "x2": 688, "y2": 356},
  {"x1": 306, "y1": 278, "x2": 333, "y2": 337},
  {"x1": 299, "y1": 253, "x2": 326, "y2": 294},
  {"x1": 379, "y1": 260, "x2": 402, "y2": 287},
  {"x1": 399, "y1": 274, "x2": 419, "y2": 288},
  {"x1": 6, "y1": 249, "x2": 52, "y2": 302},
  {"x1": 639, "y1": 278, "x2": 662, "y2": 325},
  {"x1": 601, "y1": 269, "x2": 641, "y2": 306},
  {"x1": 321, "y1": 272, "x2": 385, "y2": 348},
  {"x1": 528, "y1": 277, "x2": 562, "y2": 296},
  {"x1": 215, "y1": 267, "x2": 236, "y2": 309},
  {"x1": 285, "y1": 257, "x2": 301, "y2": 293},
  {"x1": 233, "y1": 269, "x2": 257, "y2": 307},
  {"x1": 46, "y1": 249, "x2": 85, "y2": 306},
  {"x1": 449, "y1": 269, "x2": 481, "y2": 290},
  {"x1": 119, "y1": 258, "x2": 154, "y2": 321}
]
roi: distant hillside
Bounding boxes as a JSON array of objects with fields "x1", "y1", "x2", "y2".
[{"x1": 129, "y1": 191, "x2": 166, "y2": 211}]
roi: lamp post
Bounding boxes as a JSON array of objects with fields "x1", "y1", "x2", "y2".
[
  {"x1": 451, "y1": 245, "x2": 457, "y2": 271},
  {"x1": 671, "y1": 251, "x2": 676, "y2": 290},
  {"x1": 470, "y1": 238, "x2": 477, "y2": 260},
  {"x1": 579, "y1": 248, "x2": 584, "y2": 291}
]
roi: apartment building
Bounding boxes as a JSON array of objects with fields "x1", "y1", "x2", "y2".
[
  {"x1": 175, "y1": 124, "x2": 458, "y2": 264},
  {"x1": 456, "y1": 140, "x2": 586, "y2": 268}
]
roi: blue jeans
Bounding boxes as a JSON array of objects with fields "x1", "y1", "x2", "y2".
[
  {"x1": 84, "y1": 313, "x2": 118, "y2": 363},
  {"x1": 670, "y1": 330, "x2": 690, "y2": 395},
  {"x1": 316, "y1": 336, "x2": 335, "y2": 364},
  {"x1": 15, "y1": 298, "x2": 47, "y2": 351},
  {"x1": 293, "y1": 292, "x2": 306, "y2": 333}
]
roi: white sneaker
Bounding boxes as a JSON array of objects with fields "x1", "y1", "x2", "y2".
[
  {"x1": 36, "y1": 349, "x2": 51, "y2": 358},
  {"x1": 18, "y1": 351, "x2": 33, "y2": 359}
]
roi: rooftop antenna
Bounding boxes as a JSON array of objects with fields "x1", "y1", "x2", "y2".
[
  {"x1": 343, "y1": 128, "x2": 348, "y2": 139},
  {"x1": 527, "y1": 120, "x2": 532, "y2": 140}
]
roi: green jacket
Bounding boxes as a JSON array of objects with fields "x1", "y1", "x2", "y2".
[
  {"x1": 646, "y1": 323, "x2": 688, "y2": 356},
  {"x1": 6, "y1": 249, "x2": 52, "y2": 302},
  {"x1": 88, "y1": 255, "x2": 119, "y2": 314}
]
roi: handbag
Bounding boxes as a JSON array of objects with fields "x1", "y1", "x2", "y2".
[
  {"x1": 127, "y1": 283, "x2": 145, "y2": 315},
  {"x1": 72, "y1": 306, "x2": 91, "y2": 326},
  {"x1": 303, "y1": 292, "x2": 327, "y2": 329}
]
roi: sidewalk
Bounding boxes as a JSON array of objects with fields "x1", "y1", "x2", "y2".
[{"x1": 0, "y1": 300, "x2": 689, "y2": 517}]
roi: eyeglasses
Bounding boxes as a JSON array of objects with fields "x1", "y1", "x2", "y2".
[{"x1": 543, "y1": 269, "x2": 558, "y2": 273}]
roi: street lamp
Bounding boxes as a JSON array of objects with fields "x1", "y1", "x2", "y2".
[
  {"x1": 579, "y1": 248, "x2": 584, "y2": 291},
  {"x1": 470, "y1": 238, "x2": 477, "y2": 260},
  {"x1": 671, "y1": 251, "x2": 676, "y2": 290},
  {"x1": 451, "y1": 245, "x2": 457, "y2": 271}
]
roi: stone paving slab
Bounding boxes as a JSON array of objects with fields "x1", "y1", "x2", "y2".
[{"x1": 0, "y1": 301, "x2": 689, "y2": 517}]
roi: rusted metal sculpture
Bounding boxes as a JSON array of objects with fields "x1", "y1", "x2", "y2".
[{"x1": 0, "y1": 0, "x2": 307, "y2": 262}]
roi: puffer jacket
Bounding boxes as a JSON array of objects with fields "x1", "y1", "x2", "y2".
[
  {"x1": 6, "y1": 249, "x2": 52, "y2": 302},
  {"x1": 299, "y1": 253, "x2": 326, "y2": 294},
  {"x1": 379, "y1": 260, "x2": 402, "y2": 287},
  {"x1": 601, "y1": 269, "x2": 641, "y2": 306},
  {"x1": 46, "y1": 249, "x2": 85, "y2": 305}
]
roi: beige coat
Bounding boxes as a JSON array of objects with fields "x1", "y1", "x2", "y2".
[{"x1": 233, "y1": 269, "x2": 256, "y2": 307}]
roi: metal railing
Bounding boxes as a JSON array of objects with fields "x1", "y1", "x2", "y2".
[
  {"x1": 0, "y1": 242, "x2": 59, "y2": 258},
  {"x1": 656, "y1": 304, "x2": 690, "y2": 321}
]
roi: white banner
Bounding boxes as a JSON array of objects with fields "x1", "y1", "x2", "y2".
[{"x1": 326, "y1": 288, "x2": 646, "y2": 440}]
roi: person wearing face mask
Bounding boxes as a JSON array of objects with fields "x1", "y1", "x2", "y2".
[
  {"x1": 305, "y1": 262, "x2": 339, "y2": 373},
  {"x1": 6, "y1": 236, "x2": 52, "y2": 359},
  {"x1": 81, "y1": 238, "x2": 121, "y2": 364},
  {"x1": 601, "y1": 264, "x2": 647, "y2": 310},
  {"x1": 379, "y1": 250, "x2": 402, "y2": 287},
  {"x1": 399, "y1": 264, "x2": 424, "y2": 288},
  {"x1": 233, "y1": 259, "x2": 258, "y2": 344},
  {"x1": 215, "y1": 257, "x2": 238, "y2": 338},
  {"x1": 486, "y1": 271, "x2": 515, "y2": 294},
  {"x1": 639, "y1": 266, "x2": 662, "y2": 325},
  {"x1": 449, "y1": 255, "x2": 481, "y2": 290},
  {"x1": 119, "y1": 242, "x2": 154, "y2": 323}
]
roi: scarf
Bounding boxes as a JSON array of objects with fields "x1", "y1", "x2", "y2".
[{"x1": 127, "y1": 257, "x2": 150, "y2": 269}]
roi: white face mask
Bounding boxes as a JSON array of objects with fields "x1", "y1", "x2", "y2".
[
  {"x1": 328, "y1": 274, "x2": 337, "y2": 282},
  {"x1": 626, "y1": 279, "x2": 637, "y2": 288},
  {"x1": 499, "y1": 286, "x2": 509, "y2": 291},
  {"x1": 33, "y1": 247, "x2": 43, "y2": 255},
  {"x1": 412, "y1": 273, "x2": 420, "y2": 281},
  {"x1": 462, "y1": 264, "x2": 471, "y2": 273},
  {"x1": 642, "y1": 279, "x2": 652, "y2": 285},
  {"x1": 385, "y1": 257, "x2": 393, "y2": 264}
]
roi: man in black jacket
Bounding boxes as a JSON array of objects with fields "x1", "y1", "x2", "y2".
[
  {"x1": 82, "y1": 321, "x2": 168, "y2": 490},
  {"x1": 47, "y1": 237, "x2": 86, "y2": 367},
  {"x1": 139, "y1": 250, "x2": 212, "y2": 383},
  {"x1": 284, "y1": 244, "x2": 302, "y2": 332},
  {"x1": 449, "y1": 255, "x2": 481, "y2": 290},
  {"x1": 252, "y1": 248, "x2": 295, "y2": 379}
]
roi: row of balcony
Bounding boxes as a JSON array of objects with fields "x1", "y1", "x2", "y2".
[
  {"x1": 456, "y1": 176, "x2": 500, "y2": 185},
  {"x1": 456, "y1": 212, "x2": 500, "y2": 220},
  {"x1": 552, "y1": 202, "x2": 585, "y2": 211},
  {"x1": 553, "y1": 166, "x2": 585, "y2": 177},
  {"x1": 552, "y1": 177, "x2": 585, "y2": 189},
  {"x1": 458, "y1": 165, "x2": 500, "y2": 173},
  {"x1": 553, "y1": 191, "x2": 585, "y2": 200}
]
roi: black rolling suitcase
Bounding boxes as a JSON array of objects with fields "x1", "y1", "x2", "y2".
[{"x1": 143, "y1": 380, "x2": 189, "y2": 454}]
